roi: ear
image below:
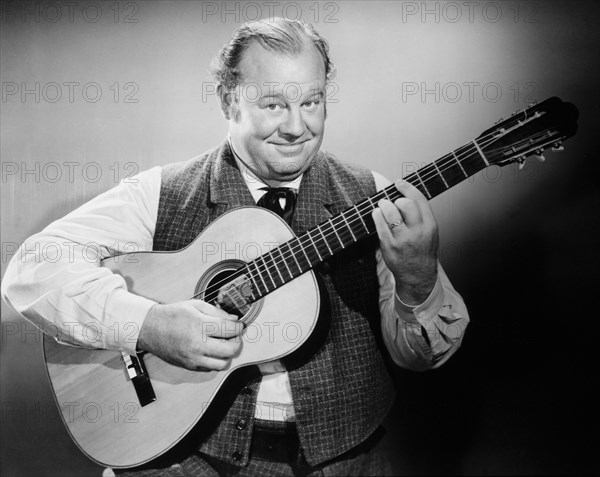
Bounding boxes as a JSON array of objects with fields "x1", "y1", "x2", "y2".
[{"x1": 217, "y1": 85, "x2": 235, "y2": 120}]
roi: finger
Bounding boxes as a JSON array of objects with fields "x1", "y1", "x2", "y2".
[
  {"x1": 201, "y1": 315, "x2": 244, "y2": 338},
  {"x1": 377, "y1": 199, "x2": 404, "y2": 226},
  {"x1": 395, "y1": 179, "x2": 437, "y2": 226},
  {"x1": 202, "y1": 335, "x2": 242, "y2": 359},
  {"x1": 372, "y1": 208, "x2": 395, "y2": 243},
  {"x1": 193, "y1": 355, "x2": 233, "y2": 372},
  {"x1": 394, "y1": 179, "x2": 429, "y2": 204},
  {"x1": 190, "y1": 299, "x2": 238, "y2": 320},
  {"x1": 393, "y1": 197, "x2": 421, "y2": 228}
]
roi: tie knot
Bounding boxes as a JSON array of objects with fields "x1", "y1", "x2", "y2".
[{"x1": 257, "y1": 187, "x2": 297, "y2": 225}]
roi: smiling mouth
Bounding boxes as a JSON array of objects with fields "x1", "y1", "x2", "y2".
[
  {"x1": 271, "y1": 140, "x2": 307, "y2": 147},
  {"x1": 271, "y1": 141, "x2": 307, "y2": 155}
]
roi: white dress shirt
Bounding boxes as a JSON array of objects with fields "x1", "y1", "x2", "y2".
[{"x1": 1, "y1": 155, "x2": 469, "y2": 422}]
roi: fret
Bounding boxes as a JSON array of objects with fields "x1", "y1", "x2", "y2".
[
  {"x1": 306, "y1": 230, "x2": 323, "y2": 262},
  {"x1": 245, "y1": 264, "x2": 260, "y2": 299},
  {"x1": 452, "y1": 150, "x2": 468, "y2": 178},
  {"x1": 250, "y1": 260, "x2": 268, "y2": 296},
  {"x1": 317, "y1": 223, "x2": 333, "y2": 255},
  {"x1": 277, "y1": 246, "x2": 293, "y2": 279},
  {"x1": 297, "y1": 238, "x2": 312, "y2": 267},
  {"x1": 413, "y1": 169, "x2": 432, "y2": 199},
  {"x1": 286, "y1": 240, "x2": 303, "y2": 275},
  {"x1": 472, "y1": 139, "x2": 490, "y2": 166},
  {"x1": 332, "y1": 221, "x2": 345, "y2": 249},
  {"x1": 269, "y1": 251, "x2": 284, "y2": 285},
  {"x1": 259, "y1": 254, "x2": 276, "y2": 290},
  {"x1": 354, "y1": 204, "x2": 369, "y2": 233},
  {"x1": 456, "y1": 144, "x2": 483, "y2": 176},
  {"x1": 432, "y1": 160, "x2": 449, "y2": 189},
  {"x1": 342, "y1": 213, "x2": 357, "y2": 242}
]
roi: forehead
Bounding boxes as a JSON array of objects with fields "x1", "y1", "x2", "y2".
[{"x1": 237, "y1": 40, "x2": 326, "y2": 88}]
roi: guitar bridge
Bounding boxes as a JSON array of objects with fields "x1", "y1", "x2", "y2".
[{"x1": 121, "y1": 352, "x2": 156, "y2": 407}]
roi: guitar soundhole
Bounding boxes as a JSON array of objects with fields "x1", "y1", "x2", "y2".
[{"x1": 194, "y1": 259, "x2": 262, "y2": 325}]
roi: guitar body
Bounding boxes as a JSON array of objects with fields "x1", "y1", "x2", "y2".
[{"x1": 43, "y1": 207, "x2": 320, "y2": 468}]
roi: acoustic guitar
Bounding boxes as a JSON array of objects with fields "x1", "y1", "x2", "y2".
[{"x1": 43, "y1": 97, "x2": 578, "y2": 468}]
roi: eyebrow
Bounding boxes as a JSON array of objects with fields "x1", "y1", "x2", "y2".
[{"x1": 259, "y1": 89, "x2": 324, "y2": 102}]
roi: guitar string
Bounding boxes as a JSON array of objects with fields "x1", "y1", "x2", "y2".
[
  {"x1": 192, "y1": 125, "x2": 549, "y2": 302},
  {"x1": 190, "y1": 130, "x2": 513, "y2": 302},
  {"x1": 201, "y1": 121, "x2": 561, "y2": 304},
  {"x1": 188, "y1": 128, "x2": 508, "y2": 303},
  {"x1": 194, "y1": 130, "x2": 535, "y2": 303}
]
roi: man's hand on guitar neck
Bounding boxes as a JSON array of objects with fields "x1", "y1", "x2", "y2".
[
  {"x1": 137, "y1": 300, "x2": 244, "y2": 371},
  {"x1": 373, "y1": 179, "x2": 439, "y2": 307}
]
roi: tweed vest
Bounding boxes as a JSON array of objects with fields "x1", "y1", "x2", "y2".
[{"x1": 153, "y1": 141, "x2": 396, "y2": 467}]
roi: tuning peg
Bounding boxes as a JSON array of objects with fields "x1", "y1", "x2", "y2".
[
  {"x1": 528, "y1": 101, "x2": 538, "y2": 107},
  {"x1": 494, "y1": 117, "x2": 504, "y2": 125},
  {"x1": 534, "y1": 149, "x2": 546, "y2": 162},
  {"x1": 517, "y1": 157, "x2": 527, "y2": 170},
  {"x1": 552, "y1": 141, "x2": 564, "y2": 151}
]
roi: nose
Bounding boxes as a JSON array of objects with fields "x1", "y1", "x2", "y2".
[{"x1": 278, "y1": 106, "x2": 306, "y2": 140}]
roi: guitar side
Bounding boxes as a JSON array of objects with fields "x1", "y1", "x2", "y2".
[{"x1": 43, "y1": 207, "x2": 320, "y2": 468}]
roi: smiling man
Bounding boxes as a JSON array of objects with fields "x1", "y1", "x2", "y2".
[
  {"x1": 223, "y1": 36, "x2": 326, "y2": 184},
  {"x1": 2, "y1": 18, "x2": 469, "y2": 476}
]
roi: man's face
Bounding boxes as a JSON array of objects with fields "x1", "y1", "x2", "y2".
[{"x1": 226, "y1": 40, "x2": 326, "y2": 185}]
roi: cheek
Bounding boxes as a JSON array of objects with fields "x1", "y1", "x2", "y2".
[
  {"x1": 244, "y1": 110, "x2": 279, "y2": 139},
  {"x1": 306, "y1": 110, "x2": 325, "y2": 135},
  {"x1": 306, "y1": 115, "x2": 325, "y2": 136}
]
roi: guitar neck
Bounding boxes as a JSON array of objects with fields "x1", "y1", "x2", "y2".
[{"x1": 243, "y1": 139, "x2": 490, "y2": 300}]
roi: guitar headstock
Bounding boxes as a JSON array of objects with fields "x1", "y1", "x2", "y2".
[{"x1": 477, "y1": 97, "x2": 579, "y2": 169}]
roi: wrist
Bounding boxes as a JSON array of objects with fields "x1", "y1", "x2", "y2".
[
  {"x1": 394, "y1": 266, "x2": 438, "y2": 306},
  {"x1": 137, "y1": 303, "x2": 163, "y2": 353}
]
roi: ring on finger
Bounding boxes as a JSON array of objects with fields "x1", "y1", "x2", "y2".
[{"x1": 388, "y1": 219, "x2": 403, "y2": 230}]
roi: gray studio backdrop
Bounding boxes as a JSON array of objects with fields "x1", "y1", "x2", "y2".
[{"x1": 2, "y1": 1, "x2": 598, "y2": 476}]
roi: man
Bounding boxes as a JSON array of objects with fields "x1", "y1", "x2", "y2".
[{"x1": 2, "y1": 18, "x2": 468, "y2": 476}]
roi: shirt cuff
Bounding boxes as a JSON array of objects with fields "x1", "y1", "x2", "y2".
[
  {"x1": 103, "y1": 289, "x2": 156, "y2": 354},
  {"x1": 394, "y1": 274, "x2": 444, "y2": 326}
]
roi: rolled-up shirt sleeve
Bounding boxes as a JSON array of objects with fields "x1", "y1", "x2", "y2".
[
  {"x1": 1, "y1": 167, "x2": 163, "y2": 354},
  {"x1": 372, "y1": 170, "x2": 469, "y2": 371},
  {"x1": 378, "y1": 254, "x2": 469, "y2": 371}
]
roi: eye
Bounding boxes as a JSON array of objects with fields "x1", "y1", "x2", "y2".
[
  {"x1": 267, "y1": 103, "x2": 284, "y2": 111},
  {"x1": 303, "y1": 100, "x2": 320, "y2": 109}
]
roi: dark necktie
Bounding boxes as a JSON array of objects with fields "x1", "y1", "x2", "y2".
[{"x1": 256, "y1": 187, "x2": 297, "y2": 225}]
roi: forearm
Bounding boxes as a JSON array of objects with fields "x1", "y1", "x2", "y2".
[
  {"x1": 379, "y1": 256, "x2": 469, "y2": 371},
  {"x1": 1, "y1": 167, "x2": 161, "y2": 353}
]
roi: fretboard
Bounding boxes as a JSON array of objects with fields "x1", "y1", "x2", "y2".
[{"x1": 243, "y1": 139, "x2": 490, "y2": 301}]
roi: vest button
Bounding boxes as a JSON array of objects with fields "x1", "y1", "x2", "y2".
[
  {"x1": 231, "y1": 450, "x2": 243, "y2": 461},
  {"x1": 236, "y1": 418, "x2": 247, "y2": 430}
]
